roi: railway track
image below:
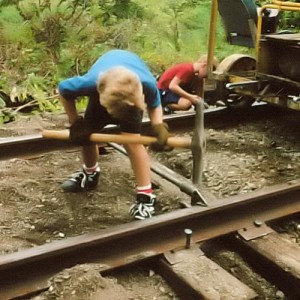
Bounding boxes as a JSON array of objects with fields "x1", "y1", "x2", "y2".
[
  {"x1": 0, "y1": 104, "x2": 271, "y2": 161},
  {"x1": 0, "y1": 104, "x2": 300, "y2": 299}
]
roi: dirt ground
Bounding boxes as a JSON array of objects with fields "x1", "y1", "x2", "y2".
[{"x1": 0, "y1": 106, "x2": 300, "y2": 299}]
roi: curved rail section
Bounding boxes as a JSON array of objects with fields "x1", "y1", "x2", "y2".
[{"x1": 0, "y1": 179, "x2": 299, "y2": 299}]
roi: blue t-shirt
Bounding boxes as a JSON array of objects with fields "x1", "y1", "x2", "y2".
[{"x1": 58, "y1": 50, "x2": 161, "y2": 108}]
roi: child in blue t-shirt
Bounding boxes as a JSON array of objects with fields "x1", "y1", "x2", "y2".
[{"x1": 58, "y1": 49, "x2": 171, "y2": 220}]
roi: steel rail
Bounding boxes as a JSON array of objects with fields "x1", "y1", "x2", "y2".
[
  {"x1": 0, "y1": 179, "x2": 300, "y2": 299},
  {"x1": 0, "y1": 112, "x2": 196, "y2": 161},
  {"x1": 1, "y1": 104, "x2": 275, "y2": 161}
]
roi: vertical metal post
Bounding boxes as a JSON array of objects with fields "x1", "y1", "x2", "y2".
[
  {"x1": 207, "y1": 0, "x2": 218, "y2": 77},
  {"x1": 192, "y1": 99, "x2": 205, "y2": 185}
]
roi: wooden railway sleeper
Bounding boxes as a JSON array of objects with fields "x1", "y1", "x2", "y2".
[
  {"x1": 159, "y1": 243, "x2": 258, "y2": 299},
  {"x1": 234, "y1": 227, "x2": 300, "y2": 299}
]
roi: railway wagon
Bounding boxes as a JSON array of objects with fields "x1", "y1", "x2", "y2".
[{"x1": 206, "y1": 0, "x2": 300, "y2": 111}]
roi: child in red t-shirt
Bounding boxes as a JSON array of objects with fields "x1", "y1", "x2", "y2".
[{"x1": 157, "y1": 55, "x2": 218, "y2": 113}]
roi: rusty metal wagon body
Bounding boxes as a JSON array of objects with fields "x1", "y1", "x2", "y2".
[{"x1": 206, "y1": 0, "x2": 300, "y2": 111}]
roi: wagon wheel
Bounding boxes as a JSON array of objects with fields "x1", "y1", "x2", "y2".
[{"x1": 217, "y1": 54, "x2": 256, "y2": 109}]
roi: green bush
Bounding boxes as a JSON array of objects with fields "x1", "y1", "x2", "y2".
[{"x1": 0, "y1": 0, "x2": 297, "y2": 123}]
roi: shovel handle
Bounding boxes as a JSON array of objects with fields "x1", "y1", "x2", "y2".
[{"x1": 42, "y1": 130, "x2": 191, "y2": 149}]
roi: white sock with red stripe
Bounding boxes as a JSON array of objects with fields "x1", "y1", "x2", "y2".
[
  {"x1": 83, "y1": 163, "x2": 100, "y2": 174},
  {"x1": 136, "y1": 184, "x2": 152, "y2": 195}
]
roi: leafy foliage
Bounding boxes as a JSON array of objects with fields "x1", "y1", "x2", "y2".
[{"x1": 0, "y1": 0, "x2": 298, "y2": 124}]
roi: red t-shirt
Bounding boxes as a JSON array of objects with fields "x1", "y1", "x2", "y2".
[{"x1": 157, "y1": 63, "x2": 195, "y2": 90}]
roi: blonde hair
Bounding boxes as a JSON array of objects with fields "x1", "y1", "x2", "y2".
[
  {"x1": 97, "y1": 67, "x2": 145, "y2": 118},
  {"x1": 197, "y1": 54, "x2": 219, "y2": 71}
]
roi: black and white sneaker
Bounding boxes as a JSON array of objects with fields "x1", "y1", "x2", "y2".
[
  {"x1": 129, "y1": 193, "x2": 156, "y2": 220},
  {"x1": 163, "y1": 105, "x2": 173, "y2": 115},
  {"x1": 61, "y1": 167, "x2": 100, "y2": 192}
]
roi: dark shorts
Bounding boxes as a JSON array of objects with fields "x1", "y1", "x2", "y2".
[
  {"x1": 84, "y1": 93, "x2": 143, "y2": 134},
  {"x1": 159, "y1": 89, "x2": 180, "y2": 106}
]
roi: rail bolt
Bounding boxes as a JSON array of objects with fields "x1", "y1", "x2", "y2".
[
  {"x1": 184, "y1": 228, "x2": 193, "y2": 249},
  {"x1": 254, "y1": 220, "x2": 263, "y2": 227}
]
